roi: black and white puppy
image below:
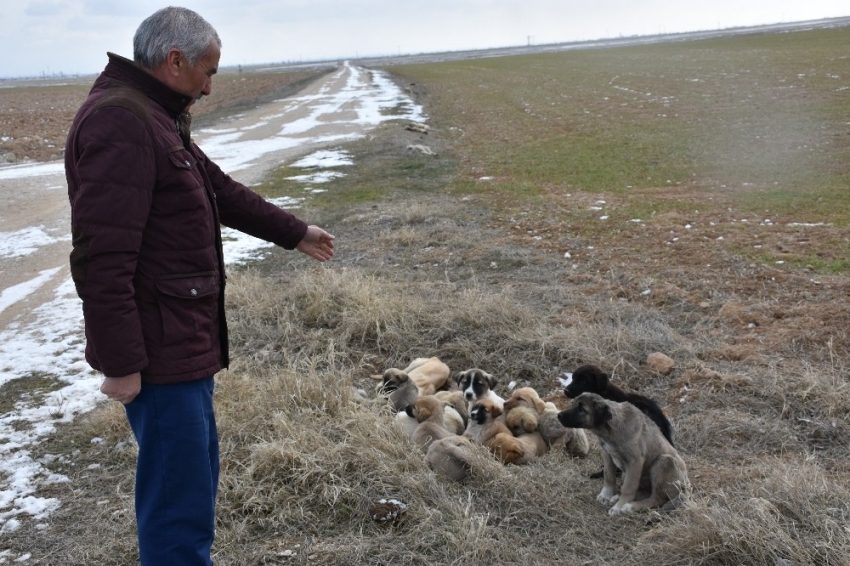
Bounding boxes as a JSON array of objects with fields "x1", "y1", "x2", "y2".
[{"x1": 453, "y1": 368, "x2": 504, "y2": 414}]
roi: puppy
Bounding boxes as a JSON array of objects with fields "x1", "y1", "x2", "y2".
[
  {"x1": 563, "y1": 364, "x2": 674, "y2": 447},
  {"x1": 505, "y1": 405, "x2": 539, "y2": 436},
  {"x1": 426, "y1": 435, "x2": 476, "y2": 482},
  {"x1": 538, "y1": 403, "x2": 589, "y2": 457},
  {"x1": 503, "y1": 387, "x2": 547, "y2": 415},
  {"x1": 405, "y1": 396, "x2": 456, "y2": 453},
  {"x1": 376, "y1": 368, "x2": 419, "y2": 412},
  {"x1": 467, "y1": 399, "x2": 546, "y2": 465},
  {"x1": 434, "y1": 390, "x2": 468, "y2": 435},
  {"x1": 395, "y1": 394, "x2": 464, "y2": 437},
  {"x1": 454, "y1": 368, "x2": 504, "y2": 413},
  {"x1": 372, "y1": 357, "x2": 451, "y2": 396},
  {"x1": 557, "y1": 393, "x2": 689, "y2": 515},
  {"x1": 505, "y1": 387, "x2": 588, "y2": 456},
  {"x1": 371, "y1": 369, "x2": 421, "y2": 438}
]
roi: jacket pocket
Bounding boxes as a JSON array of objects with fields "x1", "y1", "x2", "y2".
[
  {"x1": 154, "y1": 272, "x2": 218, "y2": 350},
  {"x1": 160, "y1": 146, "x2": 201, "y2": 194},
  {"x1": 166, "y1": 145, "x2": 196, "y2": 170}
]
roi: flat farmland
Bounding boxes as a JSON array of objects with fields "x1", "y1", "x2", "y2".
[{"x1": 1, "y1": 24, "x2": 849, "y2": 565}]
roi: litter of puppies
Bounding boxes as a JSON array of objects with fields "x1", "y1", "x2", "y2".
[{"x1": 362, "y1": 357, "x2": 688, "y2": 516}]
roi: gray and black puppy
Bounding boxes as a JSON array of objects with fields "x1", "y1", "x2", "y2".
[
  {"x1": 377, "y1": 368, "x2": 419, "y2": 412},
  {"x1": 557, "y1": 392, "x2": 689, "y2": 515}
]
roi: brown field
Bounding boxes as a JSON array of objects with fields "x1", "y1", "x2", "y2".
[
  {"x1": 1, "y1": 26, "x2": 849, "y2": 566},
  {"x1": 0, "y1": 67, "x2": 327, "y2": 163}
]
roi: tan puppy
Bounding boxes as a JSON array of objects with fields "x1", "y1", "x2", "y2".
[
  {"x1": 504, "y1": 387, "x2": 588, "y2": 456},
  {"x1": 468, "y1": 399, "x2": 547, "y2": 465},
  {"x1": 505, "y1": 405, "x2": 540, "y2": 435},
  {"x1": 557, "y1": 393, "x2": 689, "y2": 515},
  {"x1": 405, "y1": 395, "x2": 456, "y2": 453},
  {"x1": 503, "y1": 387, "x2": 547, "y2": 414},
  {"x1": 371, "y1": 357, "x2": 450, "y2": 396},
  {"x1": 426, "y1": 435, "x2": 477, "y2": 482},
  {"x1": 434, "y1": 390, "x2": 468, "y2": 434},
  {"x1": 395, "y1": 394, "x2": 464, "y2": 437}
]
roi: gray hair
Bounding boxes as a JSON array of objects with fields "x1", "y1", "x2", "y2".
[{"x1": 133, "y1": 6, "x2": 222, "y2": 69}]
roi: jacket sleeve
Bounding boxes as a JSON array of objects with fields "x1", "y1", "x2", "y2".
[
  {"x1": 68, "y1": 106, "x2": 154, "y2": 377},
  {"x1": 195, "y1": 147, "x2": 308, "y2": 249}
]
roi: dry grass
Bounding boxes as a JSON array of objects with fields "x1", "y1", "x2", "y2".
[{"x1": 219, "y1": 268, "x2": 849, "y2": 564}]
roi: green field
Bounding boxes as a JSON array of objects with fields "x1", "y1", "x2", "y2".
[{"x1": 389, "y1": 28, "x2": 850, "y2": 222}]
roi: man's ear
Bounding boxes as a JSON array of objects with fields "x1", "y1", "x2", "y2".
[{"x1": 164, "y1": 48, "x2": 183, "y2": 76}]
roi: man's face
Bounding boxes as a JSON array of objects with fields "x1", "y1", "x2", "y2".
[{"x1": 174, "y1": 43, "x2": 220, "y2": 109}]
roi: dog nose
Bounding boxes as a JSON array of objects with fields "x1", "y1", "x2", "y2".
[{"x1": 464, "y1": 392, "x2": 473, "y2": 400}]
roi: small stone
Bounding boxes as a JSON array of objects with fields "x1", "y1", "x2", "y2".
[{"x1": 646, "y1": 352, "x2": 675, "y2": 375}]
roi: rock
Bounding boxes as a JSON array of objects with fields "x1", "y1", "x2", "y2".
[
  {"x1": 405, "y1": 122, "x2": 429, "y2": 134},
  {"x1": 406, "y1": 144, "x2": 435, "y2": 155},
  {"x1": 646, "y1": 352, "x2": 675, "y2": 375}
]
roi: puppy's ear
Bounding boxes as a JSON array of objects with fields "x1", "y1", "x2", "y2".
[
  {"x1": 596, "y1": 368, "x2": 610, "y2": 389},
  {"x1": 486, "y1": 372, "x2": 498, "y2": 388},
  {"x1": 416, "y1": 401, "x2": 434, "y2": 422},
  {"x1": 404, "y1": 404, "x2": 415, "y2": 418},
  {"x1": 490, "y1": 404, "x2": 503, "y2": 418},
  {"x1": 531, "y1": 394, "x2": 546, "y2": 414},
  {"x1": 593, "y1": 402, "x2": 613, "y2": 426},
  {"x1": 452, "y1": 371, "x2": 463, "y2": 385}
]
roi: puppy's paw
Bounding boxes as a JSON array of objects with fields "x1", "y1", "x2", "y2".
[
  {"x1": 596, "y1": 486, "x2": 616, "y2": 503},
  {"x1": 610, "y1": 494, "x2": 620, "y2": 504},
  {"x1": 608, "y1": 504, "x2": 623, "y2": 516},
  {"x1": 619, "y1": 502, "x2": 635, "y2": 514}
]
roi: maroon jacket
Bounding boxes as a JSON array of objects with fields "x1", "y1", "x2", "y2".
[{"x1": 65, "y1": 53, "x2": 308, "y2": 384}]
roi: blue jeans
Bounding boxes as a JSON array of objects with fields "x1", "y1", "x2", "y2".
[{"x1": 125, "y1": 376, "x2": 219, "y2": 566}]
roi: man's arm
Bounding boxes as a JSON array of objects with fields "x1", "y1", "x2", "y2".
[
  {"x1": 68, "y1": 106, "x2": 154, "y2": 377},
  {"x1": 195, "y1": 148, "x2": 312, "y2": 249}
]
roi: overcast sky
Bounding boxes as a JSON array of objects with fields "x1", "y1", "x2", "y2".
[{"x1": 2, "y1": 0, "x2": 848, "y2": 78}]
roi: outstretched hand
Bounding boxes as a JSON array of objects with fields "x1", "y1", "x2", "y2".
[{"x1": 296, "y1": 225, "x2": 335, "y2": 262}]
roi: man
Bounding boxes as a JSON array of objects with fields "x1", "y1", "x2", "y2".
[{"x1": 65, "y1": 7, "x2": 334, "y2": 565}]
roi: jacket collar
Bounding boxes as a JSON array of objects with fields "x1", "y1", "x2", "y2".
[{"x1": 103, "y1": 52, "x2": 194, "y2": 116}]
